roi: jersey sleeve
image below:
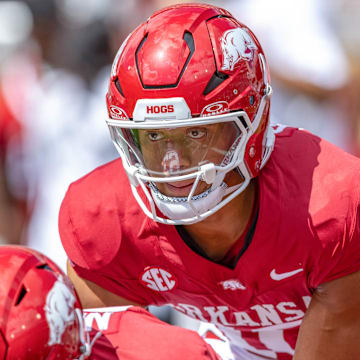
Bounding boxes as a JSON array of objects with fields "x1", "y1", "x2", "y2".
[
  {"x1": 59, "y1": 179, "x2": 152, "y2": 306},
  {"x1": 59, "y1": 185, "x2": 88, "y2": 269},
  {"x1": 308, "y1": 177, "x2": 360, "y2": 289},
  {"x1": 87, "y1": 307, "x2": 221, "y2": 360},
  {"x1": 59, "y1": 182, "x2": 126, "y2": 298},
  {"x1": 59, "y1": 182, "x2": 122, "y2": 270}
]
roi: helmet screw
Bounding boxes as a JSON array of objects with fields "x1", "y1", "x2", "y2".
[
  {"x1": 255, "y1": 160, "x2": 261, "y2": 171},
  {"x1": 249, "y1": 146, "x2": 256, "y2": 158},
  {"x1": 249, "y1": 95, "x2": 255, "y2": 105},
  {"x1": 233, "y1": 89, "x2": 238, "y2": 95}
]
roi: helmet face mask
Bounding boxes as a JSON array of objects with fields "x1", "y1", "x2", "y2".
[
  {"x1": 109, "y1": 112, "x2": 245, "y2": 179},
  {"x1": 106, "y1": 4, "x2": 274, "y2": 224}
]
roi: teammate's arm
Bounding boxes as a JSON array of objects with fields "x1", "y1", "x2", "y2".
[
  {"x1": 67, "y1": 260, "x2": 141, "y2": 309},
  {"x1": 293, "y1": 270, "x2": 360, "y2": 360}
]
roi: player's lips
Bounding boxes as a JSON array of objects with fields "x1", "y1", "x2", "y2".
[
  {"x1": 163, "y1": 181, "x2": 194, "y2": 196},
  {"x1": 166, "y1": 182, "x2": 193, "y2": 189},
  {"x1": 162, "y1": 181, "x2": 210, "y2": 197}
]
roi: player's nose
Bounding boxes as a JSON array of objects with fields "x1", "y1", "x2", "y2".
[{"x1": 161, "y1": 143, "x2": 191, "y2": 174}]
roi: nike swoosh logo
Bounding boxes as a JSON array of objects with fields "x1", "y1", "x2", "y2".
[{"x1": 270, "y1": 268, "x2": 303, "y2": 281}]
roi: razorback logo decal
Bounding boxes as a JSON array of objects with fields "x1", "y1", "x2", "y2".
[
  {"x1": 218, "y1": 279, "x2": 246, "y2": 291},
  {"x1": 44, "y1": 276, "x2": 76, "y2": 345},
  {"x1": 221, "y1": 27, "x2": 257, "y2": 71},
  {"x1": 140, "y1": 266, "x2": 177, "y2": 292}
]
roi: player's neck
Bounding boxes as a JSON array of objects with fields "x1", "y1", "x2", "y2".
[{"x1": 184, "y1": 179, "x2": 257, "y2": 261}]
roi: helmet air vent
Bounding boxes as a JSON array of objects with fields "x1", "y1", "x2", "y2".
[
  {"x1": 15, "y1": 285, "x2": 27, "y2": 306},
  {"x1": 136, "y1": 31, "x2": 195, "y2": 89},
  {"x1": 203, "y1": 71, "x2": 229, "y2": 95},
  {"x1": 135, "y1": 33, "x2": 149, "y2": 88},
  {"x1": 181, "y1": 31, "x2": 195, "y2": 76},
  {"x1": 114, "y1": 77, "x2": 125, "y2": 97},
  {"x1": 37, "y1": 263, "x2": 53, "y2": 271}
]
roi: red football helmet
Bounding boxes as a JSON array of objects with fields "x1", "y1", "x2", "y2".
[
  {"x1": 0, "y1": 246, "x2": 92, "y2": 360},
  {"x1": 106, "y1": 3, "x2": 274, "y2": 225}
]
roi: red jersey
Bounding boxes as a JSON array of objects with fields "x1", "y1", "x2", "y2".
[
  {"x1": 60, "y1": 127, "x2": 360, "y2": 360},
  {"x1": 84, "y1": 306, "x2": 220, "y2": 360}
]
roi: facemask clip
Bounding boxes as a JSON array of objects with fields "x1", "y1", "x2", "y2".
[{"x1": 200, "y1": 163, "x2": 216, "y2": 184}]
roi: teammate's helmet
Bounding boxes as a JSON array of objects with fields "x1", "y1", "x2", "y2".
[
  {"x1": 0, "y1": 246, "x2": 91, "y2": 360},
  {"x1": 106, "y1": 3, "x2": 274, "y2": 225}
]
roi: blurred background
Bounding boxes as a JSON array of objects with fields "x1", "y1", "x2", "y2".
[{"x1": 0, "y1": 0, "x2": 359, "y2": 326}]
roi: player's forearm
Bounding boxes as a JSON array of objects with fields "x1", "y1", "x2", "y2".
[
  {"x1": 294, "y1": 270, "x2": 360, "y2": 359},
  {"x1": 293, "y1": 295, "x2": 360, "y2": 358},
  {"x1": 294, "y1": 325, "x2": 360, "y2": 360}
]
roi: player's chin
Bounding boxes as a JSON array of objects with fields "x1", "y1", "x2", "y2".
[{"x1": 157, "y1": 181, "x2": 209, "y2": 198}]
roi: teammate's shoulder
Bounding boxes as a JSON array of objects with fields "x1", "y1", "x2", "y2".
[{"x1": 86, "y1": 306, "x2": 220, "y2": 360}]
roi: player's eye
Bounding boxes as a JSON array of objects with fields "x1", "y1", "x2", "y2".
[
  {"x1": 147, "y1": 131, "x2": 164, "y2": 141},
  {"x1": 187, "y1": 128, "x2": 207, "y2": 139}
]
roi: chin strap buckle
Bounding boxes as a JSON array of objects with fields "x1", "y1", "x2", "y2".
[
  {"x1": 127, "y1": 165, "x2": 140, "y2": 186},
  {"x1": 200, "y1": 163, "x2": 216, "y2": 184}
]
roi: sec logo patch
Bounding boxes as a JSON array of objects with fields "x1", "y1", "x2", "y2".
[{"x1": 140, "y1": 266, "x2": 177, "y2": 292}]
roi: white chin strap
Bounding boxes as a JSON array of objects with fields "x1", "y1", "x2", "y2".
[{"x1": 150, "y1": 182, "x2": 241, "y2": 221}]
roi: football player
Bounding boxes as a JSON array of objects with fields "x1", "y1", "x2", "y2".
[
  {"x1": 59, "y1": 3, "x2": 360, "y2": 360},
  {"x1": 0, "y1": 246, "x2": 220, "y2": 360}
]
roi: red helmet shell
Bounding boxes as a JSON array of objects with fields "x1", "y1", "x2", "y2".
[
  {"x1": 0, "y1": 246, "x2": 83, "y2": 360},
  {"x1": 107, "y1": 3, "x2": 271, "y2": 177}
]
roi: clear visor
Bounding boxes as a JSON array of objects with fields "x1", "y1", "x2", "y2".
[{"x1": 109, "y1": 118, "x2": 243, "y2": 178}]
